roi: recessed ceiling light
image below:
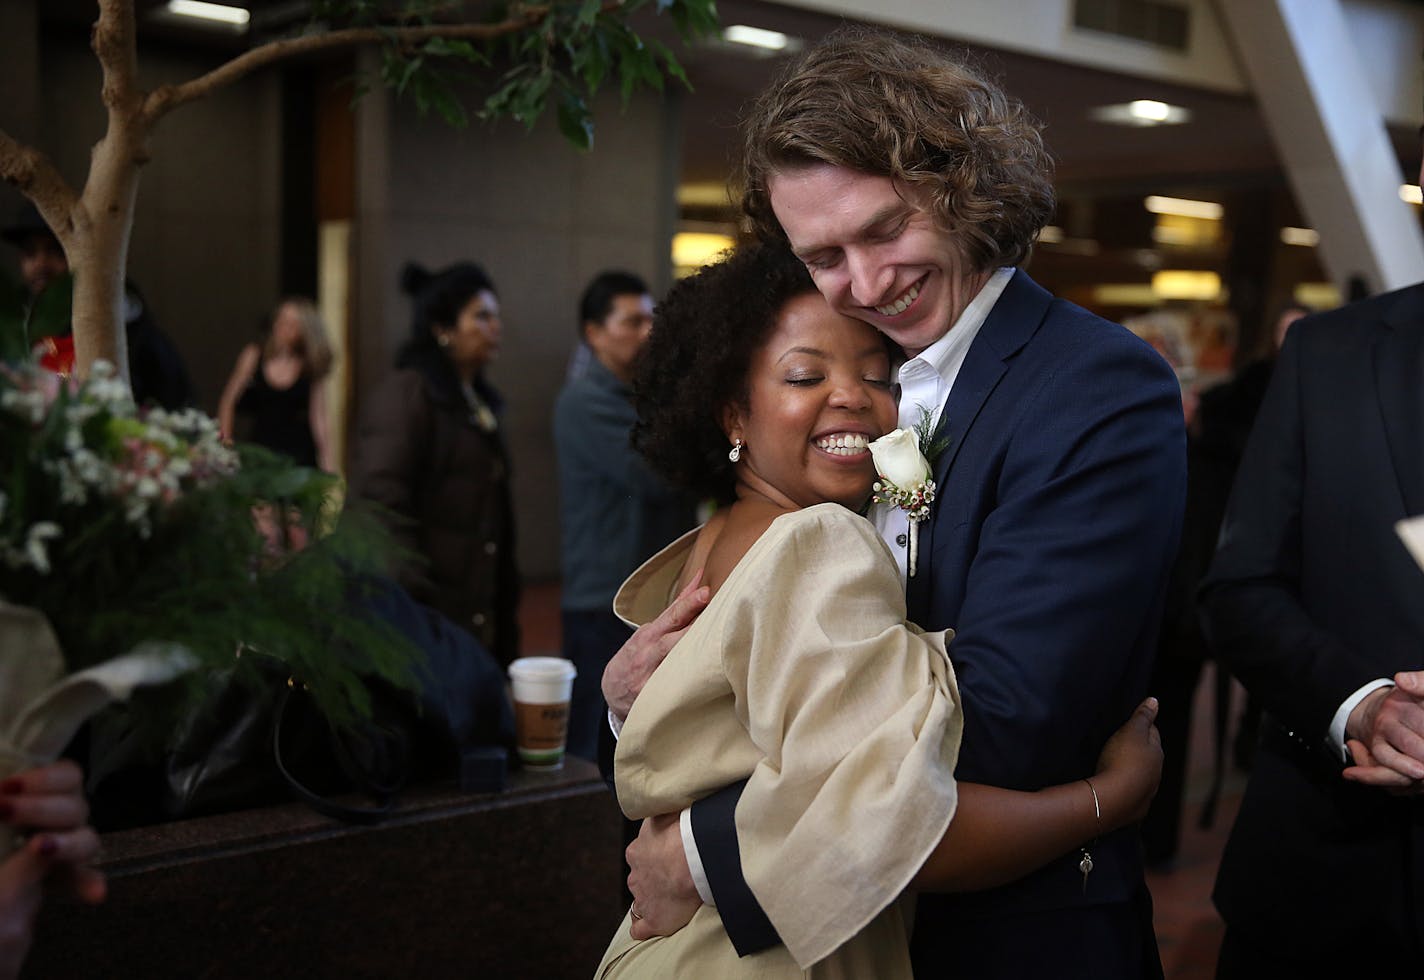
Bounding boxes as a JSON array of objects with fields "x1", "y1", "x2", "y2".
[
  {"x1": 1280, "y1": 227, "x2": 1320, "y2": 247},
  {"x1": 163, "y1": 1, "x2": 249, "y2": 28},
  {"x1": 1036, "y1": 223, "x2": 1102, "y2": 253},
  {"x1": 723, "y1": 25, "x2": 790, "y2": 51},
  {"x1": 673, "y1": 231, "x2": 735, "y2": 273},
  {"x1": 1399, "y1": 184, "x2": 1422, "y2": 205},
  {"x1": 1090, "y1": 100, "x2": 1191, "y2": 127},
  {"x1": 1144, "y1": 195, "x2": 1223, "y2": 220},
  {"x1": 1153, "y1": 270, "x2": 1222, "y2": 300},
  {"x1": 1130, "y1": 100, "x2": 1171, "y2": 122}
]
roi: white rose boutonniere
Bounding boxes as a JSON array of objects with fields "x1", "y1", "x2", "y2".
[
  {"x1": 869, "y1": 429, "x2": 930, "y2": 489},
  {"x1": 869, "y1": 410, "x2": 945, "y2": 577}
]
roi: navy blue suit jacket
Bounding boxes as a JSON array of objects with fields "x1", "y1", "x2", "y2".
[{"x1": 689, "y1": 270, "x2": 1187, "y2": 973}]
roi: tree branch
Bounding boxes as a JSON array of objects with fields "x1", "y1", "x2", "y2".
[
  {"x1": 142, "y1": 8, "x2": 558, "y2": 124},
  {"x1": 94, "y1": 0, "x2": 141, "y2": 115},
  {"x1": 0, "y1": 128, "x2": 81, "y2": 245}
]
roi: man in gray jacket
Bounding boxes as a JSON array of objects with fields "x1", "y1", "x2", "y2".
[{"x1": 554, "y1": 271, "x2": 695, "y2": 761}]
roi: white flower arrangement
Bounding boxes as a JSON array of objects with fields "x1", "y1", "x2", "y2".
[
  {"x1": 0, "y1": 355, "x2": 418, "y2": 736},
  {"x1": 2, "y1": 361, "x2": 239, "y2": 564},
  {"x1": 869, "y1": 409, "x2": 945, "y2": 577}
]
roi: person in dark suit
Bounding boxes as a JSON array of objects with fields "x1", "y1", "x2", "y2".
[
  {"x1": 600, "y1": 27, "x2": 1186, "y2": 979},
  {"x1": 1200, "y1": 281, "x2": 1424, "y2": 974}
]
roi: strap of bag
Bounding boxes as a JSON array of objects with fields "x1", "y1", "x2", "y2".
[{"x1": 271, "y1": 685, "x2": 402, "y2": 825}]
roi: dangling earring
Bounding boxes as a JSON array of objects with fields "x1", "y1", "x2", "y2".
[{"x1": 728, "y1": 438, "x2": 743, "y2": 463}]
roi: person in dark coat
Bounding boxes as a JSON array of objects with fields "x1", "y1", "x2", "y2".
[
  {"x1": 1200, "y1": 282, "x2": 1424, "y2": 974},
  {"x1": 351, "y1": 262, "x2": 520, "y2": 665}
]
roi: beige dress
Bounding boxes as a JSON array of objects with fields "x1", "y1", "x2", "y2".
[{"x1": 595, "y1": 503, "x2": 962, "y2": 979}]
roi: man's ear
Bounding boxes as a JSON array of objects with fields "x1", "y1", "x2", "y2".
[{"x1": 581, "y1": 320, "x2": 603, "y2": 347}]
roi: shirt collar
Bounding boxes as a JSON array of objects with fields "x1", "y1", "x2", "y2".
[
  {"x1": 905, "y1": 267, "x2": 1015, "y2": 382},
  {"x1": 584, "y1": 354, "x2": 630, "y2": 395}
]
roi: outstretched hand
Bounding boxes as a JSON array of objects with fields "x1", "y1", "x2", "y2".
[
  {"x1": 0, "y1": 762, "x2": 106, "y2": 980},
  {"x1": 626, "y1": 812, "x2": 701, "y2": 940},
  {"x1": 603, "y1": 571, "x2": 710, "y2": 721},
  {"x1": 1093, "y1": 697, "x2": 1163, "y2": 827}
]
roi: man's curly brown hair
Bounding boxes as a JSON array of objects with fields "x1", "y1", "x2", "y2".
[
  {"x1": 738, "y1": 27, "x2": 1055, "y2": 273},
  {"x1": 631, "y1": 243, "x2": 818, "y2": 504}
]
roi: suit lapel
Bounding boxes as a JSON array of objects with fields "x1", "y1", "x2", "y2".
[
  {"x1": 929, "y1": 270, "x2": 1052, "y2": 485},
  {"x1": 907, "y1": 270, "x2": 1053, "y2": 616},
  {"x1": 1374, "y1": 285, "x2": 1424, "y2": 517}
]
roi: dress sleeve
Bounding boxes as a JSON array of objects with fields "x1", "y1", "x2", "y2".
[{"x1": 720, "y1": 505, "x2": 962, "y2": 968}]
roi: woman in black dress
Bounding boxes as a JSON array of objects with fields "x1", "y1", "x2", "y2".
[{"x1": 218, "y1": 298, "x2": 335, "y2": 470}]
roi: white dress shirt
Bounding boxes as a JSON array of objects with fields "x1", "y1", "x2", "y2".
[{"x1": 872, "y1": 267, "x2": 1015, "y2": 578}]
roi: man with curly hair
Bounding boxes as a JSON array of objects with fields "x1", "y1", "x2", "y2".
[{"x1": 603, "y1": 27, "x2": 1185, "y2": 978}]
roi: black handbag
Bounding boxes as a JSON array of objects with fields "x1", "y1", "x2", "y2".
[{"x1": 86, "y1": 575, "x2": 515, "y2": 828}]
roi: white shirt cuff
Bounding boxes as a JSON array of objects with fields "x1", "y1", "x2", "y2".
[
  {"x1": 607, "y1": 708, "x2": 624, "y2": 740},
  {"x1": 680, "y1": 806, "x2": 715, "y2": 907},
  {"x1": 1329, "y1": 678, "x2": 1395, "y2": 761}
]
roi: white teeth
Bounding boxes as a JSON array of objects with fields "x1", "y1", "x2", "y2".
[
  {"x1": 875, "y1": 282, "x2": 920, "y2": 317},
  {"x1": 815, "y1": 433, "x2": 869, "y2": 455}
]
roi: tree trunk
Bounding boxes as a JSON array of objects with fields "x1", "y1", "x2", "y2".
[{"x1": 68, "y1": 130, "x2": 140, "y2": 384}]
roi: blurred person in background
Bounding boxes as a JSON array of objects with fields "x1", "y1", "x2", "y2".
[
  {"x1": 1142, "y1": 301, "x2": 1313, "y2": 865},
  {"x1": 554, "y1": 271, "x2": 696, "y2": 762},
  {"x1": 2, "y1": 204, "x2": 193, "y2": 409},
  {"x1": 351, "y1": 262, "x2": 519, "y2": 666},
  {"x1": 218, "y1": 297, "x2": 334, "y2": 471}
]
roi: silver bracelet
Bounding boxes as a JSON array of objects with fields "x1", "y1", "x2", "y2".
[{"x1": 1079, "y1": 777, "x2": 1101, "y2": 895}]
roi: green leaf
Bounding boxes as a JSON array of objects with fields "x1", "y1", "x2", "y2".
[
  {"x1": 556, "y1": 91, "x2": 594, "y2": 150},
  {"x1": 669, "y1": 0, "x2": 719, "y2": 39},
  {"x1": 427, "y1": 83, "x2": 470, "y2": 128},
  {"x1": 503, "y1": 69, "x2": 553, "y2": 127},
  {"x1": 0, "y1": 267, "x2": 28, "y2": 361},
  {"x1": 569, "y1": 30, "x2": 611, "y2": 91},
  {"x1": 422, "y1": 37, "x2": 488, "y2": 66},
  {"x1": 576, "y1": 0, "x2": 601, "y2": 28},
  {"x1": 395, "y1": 55, "x2": 423, "y2": 95},
  {"x1": 646, "y1": 39, "x2": 691, "y2": 89},
  {"x1": 26, "y1": 272, "x2": 72, "y2": 343},
  {"x1": 316, "y1": 0, "x2": 720, "y2": 150}
]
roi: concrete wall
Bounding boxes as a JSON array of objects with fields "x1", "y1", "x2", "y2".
[{"x1": 351, "y1": 83, "x2": 680, "y2": 581}]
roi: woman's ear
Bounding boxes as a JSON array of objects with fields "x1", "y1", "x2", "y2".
[{"x1": 720, "y1": 403, "x2": 744, "y2": 446}]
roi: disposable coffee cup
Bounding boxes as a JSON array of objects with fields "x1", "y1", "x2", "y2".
[{"x1": 508, "y1": 657, "x2": 577, "y2": 770}]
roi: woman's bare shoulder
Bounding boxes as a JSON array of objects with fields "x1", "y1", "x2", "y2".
[{"x1": 701, "y1": 501, "x2": 789, "y2": 594}]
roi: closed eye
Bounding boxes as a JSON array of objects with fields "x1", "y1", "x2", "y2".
[
  {"x1": 801, "y1": 251, "x2": 840, "y2": 271},
  {"x1": 866, "y1": 214, "x2": 910, "y2": 243}
]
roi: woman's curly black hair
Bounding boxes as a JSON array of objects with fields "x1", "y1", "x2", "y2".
[{"x1": 632, "y1": 243, "x2": 817, "y2": 504}]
